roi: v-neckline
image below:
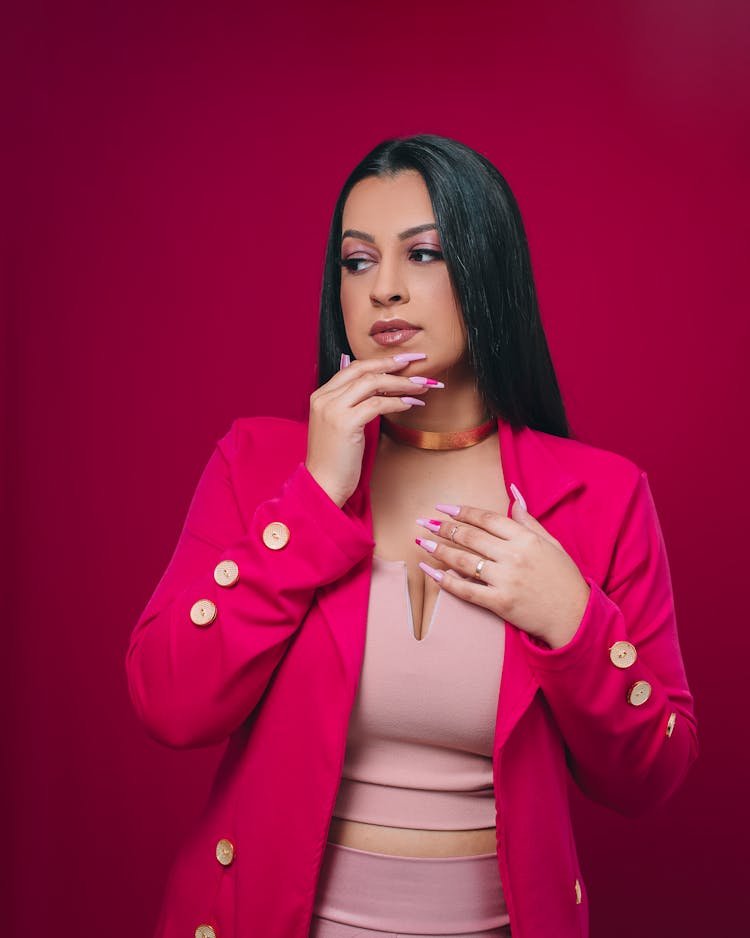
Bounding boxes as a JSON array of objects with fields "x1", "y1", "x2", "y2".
[{"x1": 372, "y1": 555, "x2": 442, "y2": 643}]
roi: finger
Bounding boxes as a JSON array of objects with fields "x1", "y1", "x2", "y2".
[
  {"x1": 329, "y1": 369, "x2": 442, "y2": 410},
  {"x1": 433, "y1": 503, "x2": 519, "y2": 542},
  {"x1": 354, "y1": 393, "x2": 429, "y2": 421},
  {"x1": 422, "y1": 564, "x2": 498, "y2": 612},
  {"x1": 417, "y1": 519, "x2": 505, "y2": 563},
  {"x1": 510, "y1": 495, "x2": 563, "y2": 549},
  {"x1": 323, "y1": 352, "x2": 429, "y2": 393},
  {"x1": 319, "y1": 356, "x2": 437, "y2": 408},
  {"x1": 417, "y1": 539, "x2": 498, "y2": 580}
]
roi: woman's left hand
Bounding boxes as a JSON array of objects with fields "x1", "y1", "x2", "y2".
[{"x1": 416, "y1": 488, "x2": 591, "y2": 649}]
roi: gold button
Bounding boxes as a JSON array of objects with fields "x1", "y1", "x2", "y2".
[
  {"x1": 216, "y1": 837, "x2": 235, "y2": 867},
  {"x1": 666, "y1": 711, "x2": 677, "y2": 738},
  {"x1": 609, "y1": 640, "x2": 637, "y2": 669},
  {"x1": 574, "y1": 878, "x2": 582, "y2": 904},
  {"x1": 262, "y1": 521, "x2": 290, "y2": 550},
  {"x1": 214, "y1": 560, "x2": 239, "y2": 588},
  {"x1": 190, "y1": 599, "x2": 217, "y2": 627},
  {"x1": 627, "y1": 680, "x2": 652, "y2": 706},
  {"x1": 195, "y1": 927, "x2": 216, "y2": 938}
]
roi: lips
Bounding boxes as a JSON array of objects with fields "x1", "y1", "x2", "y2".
[{"x1": 370, "y1": 319, "x2": 421, "y2": 335}]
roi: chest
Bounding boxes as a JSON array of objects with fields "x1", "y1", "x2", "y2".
[{"x1": 368, "y1": 434, "x2": 509, "y2": 640}]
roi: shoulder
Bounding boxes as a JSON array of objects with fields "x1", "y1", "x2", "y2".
[
  {"x1": 216, "y1": 415, "x2": 308, "y2": 464},
  {"x1": 526, "y1": 425, "x2": 644, "y2": 494},
  {"x1": 523, "y1": 427, "x2": 665, "y2": 582},
  {"x1": 519, "y1": 426, "x2": 650, "y2": 563},
  {"x1": 208, "y1": 415, "x2": 308, "y2": 488},
  {"x1": 209, "y1": 416, "x2": 310, "y2": 519}
]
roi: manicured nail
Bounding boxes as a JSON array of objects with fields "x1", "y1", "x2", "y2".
[
  {"x1": 435, "y1": 503, "x2": 460, "y2": 517},
  {"x1": 401, "y1": 396, "x2": 426, "y2": 406},
  {"x1": 415, "y1": 537, "x2": 438, "y2": 553},
  {"x1": 408, "y1": 377, "x2": 445, "y2": 387},
  {"x1": 510, "y1": 483, "x2": 527, "y2": 511},
  {"x1": 416, "y1": 518, "x2": 442, "y2": 533},
  {"x1": 393, "y1": 352, "x2": 427, "y2": 363},
  {"x1": 339, "y1": 353, "x2": 351, "y2": 369},
  {"x1": 419, "y1": 561, "x2": 444, "y2": 583}
]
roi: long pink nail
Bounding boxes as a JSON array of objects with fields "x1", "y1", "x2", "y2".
[
  {"x1": 393, "y1": 352, "x2": 427, "y2": 363},
  {"x1": 419, "y1": 561, "x2": 444, "y2": 583},
  {"x1": 416, "y1": 518, "x2": 441, "y2": 533},
  {"x1": 408, "y1": 377, "x2": 445, "y2": 387},
  {"x1": 401, "y1": 396, "x2": 426, "y2": 406},
  {"x1": 435, "y1": 503, "x2": 460, "y2": 517},
  {"x1": 339, "y1": 353, "x2": 351, "y2": 369},
  {"x1": 415, "y1": 537, "x2": 438, "y2": 553},
  {"x1": 510, "y1": 483, "x2": 527, "y2": 511}
]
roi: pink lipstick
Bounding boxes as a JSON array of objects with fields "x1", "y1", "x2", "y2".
[{"x1": 370, "y1": 318, "x2": 422, "y2": 346}]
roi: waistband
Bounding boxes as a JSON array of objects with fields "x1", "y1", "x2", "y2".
[{"x1": 313, "y1": 840, "x2": 510, "y2": 935}]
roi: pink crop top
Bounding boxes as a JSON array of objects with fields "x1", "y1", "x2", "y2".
[{"x1": 332, "y1": 554, "x2": 506, "y2": 830}]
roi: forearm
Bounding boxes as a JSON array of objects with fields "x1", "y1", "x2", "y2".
[
  {"x1": 518, "y1": 470, "x2": 697, "y2": 814},
  {"x1": 127, "y1": 447, "x2": 375, "y2": 748},
  {"x1": 520, "y1": 576, "x2": 696, "y2": 814}
]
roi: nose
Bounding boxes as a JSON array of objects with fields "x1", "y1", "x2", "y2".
[{"x1": 369, "y1": 253, "x2": 410, "y2": 308}]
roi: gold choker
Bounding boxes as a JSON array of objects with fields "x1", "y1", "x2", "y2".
[{"x1": 380, "y1": 415, "x2": 498, "y2": 450}]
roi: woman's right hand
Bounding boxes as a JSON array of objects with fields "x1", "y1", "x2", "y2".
[{"x1": 305, "y1": 352, "x2": 442, "y2": 508}]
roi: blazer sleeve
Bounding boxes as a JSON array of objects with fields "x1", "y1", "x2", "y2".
[
  {"x1": 126, "y1": 418, "x2": 375, "y2": 749},
  {"x1": 519, "y1": 469, "x2": 698, "y2": 816}
]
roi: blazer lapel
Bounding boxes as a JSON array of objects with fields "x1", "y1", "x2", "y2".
[
  {"x1": 492, "y1": 418, "x2": 585, "y2": 750},
  {"x1": 496, "y1": 418, "x2": 585, "y2": 521}
]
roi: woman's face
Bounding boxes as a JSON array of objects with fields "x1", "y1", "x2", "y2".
[{"x1": 339, "y1": 170, "x2": 468, "y2": 376}]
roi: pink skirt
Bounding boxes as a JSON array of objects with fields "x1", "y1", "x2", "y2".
[{"x1": 309, "y1": 839, "x2": 511, "y2": 937}]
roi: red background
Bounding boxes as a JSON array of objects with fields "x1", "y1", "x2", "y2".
[{"x1": 4, "y1": 1, "x2": 748, "y2": 935}]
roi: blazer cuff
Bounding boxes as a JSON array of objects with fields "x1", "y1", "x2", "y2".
[{"x1": 255, "y1": 461, "x2": 376, "y2": 580}]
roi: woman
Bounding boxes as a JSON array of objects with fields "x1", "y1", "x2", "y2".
[{"x1": 127, "y1": 134, "x2": 697, "y2": 938}]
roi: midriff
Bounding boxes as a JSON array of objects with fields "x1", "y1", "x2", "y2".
[{"x1": 328, "y1": 816, "x2": 497, "y2": 857}]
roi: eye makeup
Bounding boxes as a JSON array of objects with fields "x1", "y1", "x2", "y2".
[
  {"x1": 338, "y1": 245, "x2": 443, "y2": 274},
  {"x1": 338, "y1": 250, "x2": 443, "y2": 274}
]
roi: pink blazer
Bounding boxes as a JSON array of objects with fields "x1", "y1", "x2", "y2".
[{"x1": 126, "y1": 413, "x2": 697, "y2": 938}]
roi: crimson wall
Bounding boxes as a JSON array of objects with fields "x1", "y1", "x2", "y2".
[{"x1": 4, "y1": 1, "x2": 748, "y2": 935}]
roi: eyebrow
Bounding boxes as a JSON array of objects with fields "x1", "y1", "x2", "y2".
[{"x1": 341, "y1": 222, "x2": 437, "y2": 244}]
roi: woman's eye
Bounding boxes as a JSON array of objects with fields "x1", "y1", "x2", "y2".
[
  {"x1": 339, "y1": 257, "x2": 372, "y2": 273},
  {"x1": 338, "y1": 249, "x2": 443, "y2": 274},
  {"x1": 410, "y1": 248, "x2": 443, "y2": 263}
]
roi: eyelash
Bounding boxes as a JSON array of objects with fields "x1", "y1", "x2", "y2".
[{"x1": 338, "y1": 248, "x2": 444, "y2": 274}]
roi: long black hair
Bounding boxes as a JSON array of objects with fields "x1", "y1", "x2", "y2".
[{"x1": 317, "y1": 134, "x2": 570, "y2": 438}]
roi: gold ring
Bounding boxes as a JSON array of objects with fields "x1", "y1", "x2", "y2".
[
  {"x1": 474, "y1": 559, "x2": 486, "y2": 579},
  {"x1": 449, "y1": 524, "x2": 459, "y2": 542}
]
